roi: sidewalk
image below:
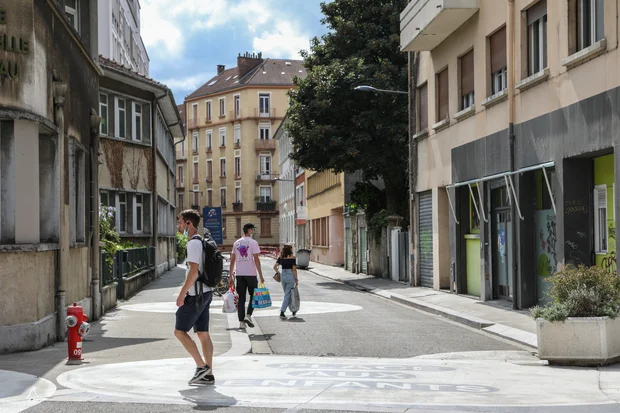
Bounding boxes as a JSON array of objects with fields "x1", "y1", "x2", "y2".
[{"x1": 305, "y1": 262, "x2": 538, "y2": 349}]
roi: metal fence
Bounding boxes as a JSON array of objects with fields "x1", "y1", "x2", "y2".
[{"x1": 101, "y1": 247, "x2": 156, "y2": 298}]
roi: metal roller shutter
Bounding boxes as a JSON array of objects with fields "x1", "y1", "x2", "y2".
[{"x1": 418, "y1": 192, "x2": 434, "y2": 288}]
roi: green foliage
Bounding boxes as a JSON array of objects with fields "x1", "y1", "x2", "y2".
[
  {"x1": 530, "y1": 265, "x2": 620, "y2": 322},
  {"x1": 176, "y1": 232, "x2": 188, "y2": 262},
  {"x1": 99, "y1": 206, "x2": 142, "y2": 269},
  {"x1": 368, "y1": 209, "x2": 390, "y2": 245},
  {"x1": 286, "y1": 0, "x2": 409, "y2": 213}
]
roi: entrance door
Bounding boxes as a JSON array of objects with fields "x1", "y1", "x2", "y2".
[
  {"x1": 491, "y1": 186, "x2": 513, "y2": 300},
  {"x1": 418, "y1": 192, "x2": 434, "y2": 288}
]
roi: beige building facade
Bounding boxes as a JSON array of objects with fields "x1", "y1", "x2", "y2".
[
  {"x1": 402, "y1": 0, "x2": 620, "y2": 308},
  {"x1": 180, "y1": 53, "x2": 306, "y2": 250}
]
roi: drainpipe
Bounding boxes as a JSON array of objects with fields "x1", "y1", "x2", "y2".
[
  {"x1": 53, "y1": 75, "x2": 68, "y2": 341},
  {"x1": 507, "y1": 0, "x2": 518, "y2": 310},
  {"x1": 90, "y1": 110, "x2": 102, "y2": 320}
]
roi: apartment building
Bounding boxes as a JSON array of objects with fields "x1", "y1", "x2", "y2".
[
  {"x1": 176, "y1": 104, "x2": 187, "y2": 217},
  {"x1": 98, "y1": 0, "x2": 149, "y2": 76},
  {"x1": 98, "y1": 57, "x2": 183, "y2": 277},
  {"x1": 181, "y1": 53, "x2": 305, "y2": 250},
  {"x1": 275, "y1": 116, "x2": 308, "y2": 249},
  {"x1": 0, "y1": 0, "x2": 100, "y2": 352},
  {"x1": 401, "y1": 0, "x2": 617, "y2": 309}
]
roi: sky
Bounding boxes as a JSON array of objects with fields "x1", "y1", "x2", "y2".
[{"x1": 140, "y1": 0, "x2": 331, "y2": 104}]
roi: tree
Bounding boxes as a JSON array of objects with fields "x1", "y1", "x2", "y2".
[{"x1": 286, "y1": 0, "x2": 409, "y2": 215}]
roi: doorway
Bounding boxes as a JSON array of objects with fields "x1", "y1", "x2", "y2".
[{"x1": 491, "y1": 186, "x2": 513, "y2": 300}]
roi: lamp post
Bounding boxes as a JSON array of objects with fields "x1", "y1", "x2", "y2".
[{"x1": 274, "y1": 177, "x2": 297, "y2": 248}]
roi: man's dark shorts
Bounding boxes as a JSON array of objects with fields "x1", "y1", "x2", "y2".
[{"x1": 175, "y1": 292, "x2": 212, "y2": 333}]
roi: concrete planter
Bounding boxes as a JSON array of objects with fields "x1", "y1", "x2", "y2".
[{"x1": 536, "y1": 317, "x2": 620, "y2": 366}]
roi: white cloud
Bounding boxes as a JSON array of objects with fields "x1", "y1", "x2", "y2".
[
  {"x1": 140, "y1": 0, "x2": 185, "y2": 57},
  {"x1": 252, "y1": 22, "x2": 310, "y2": 59},
  {"x1": 160, "y1": 73, "x2": 214, "y2": 92}
]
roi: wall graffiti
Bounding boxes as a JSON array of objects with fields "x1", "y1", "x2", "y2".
[{"x1": 564, "y1": 199, "x2": 587, "y2": 215}]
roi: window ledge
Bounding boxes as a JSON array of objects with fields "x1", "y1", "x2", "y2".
[
  {"x1": 432, "y1": 118, "x2": 450, "y2": 132},
  {"x1": 413, "y1": 129, "x2": 429, "y2": 141},
  {"x1": 0, "y1": 243, "x2": 59, "y2": 253},
  {"x1": 516, "y1": 68, "x2": 550, "y2": 92},
  {"x1": 482, "y1": 89, "x2": 508, "y2": 108},
  {"x1": 454, "y1": 105, "x2": 475, "y2": 122},
  {"x1": 562, "y1": 39, "x2": 607, "y2": 69},
  {"x1": 101, "y1": 135, "x2": 152, "y2": 147}
]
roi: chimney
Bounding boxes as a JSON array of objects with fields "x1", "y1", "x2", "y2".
[
  {"x1": 217, "y1": 65, "x2": 226, "y2": 75},
  {"x1": 237, "y1": 52, "x2": 264, "y2": 78}
]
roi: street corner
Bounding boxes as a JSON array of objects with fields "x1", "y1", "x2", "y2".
[
  {"x1": 0, "y1": 369, "x2": 57, "y2": 413},
  {"x1": 53, "y1": 354, "x2": 616, "y2": 410},
  {"x1": 119, "y1": 300, "x2": 363, "y2": 317}
]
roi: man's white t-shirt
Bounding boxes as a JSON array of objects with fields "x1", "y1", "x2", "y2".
[
  {"x1": 232, "y1": 236, "x2": 261, "y2": 276},
  {"x1": 186, "y1": 237, "x2": 211, "y2": 296}
]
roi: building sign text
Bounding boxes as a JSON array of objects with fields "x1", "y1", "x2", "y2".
[{"x1": 0, "y1": 8, "x2": 29, "y2": 80}]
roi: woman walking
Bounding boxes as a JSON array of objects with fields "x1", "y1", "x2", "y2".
[{"x1": 273, "y1": 245, "x2": 299, "y2": 319}]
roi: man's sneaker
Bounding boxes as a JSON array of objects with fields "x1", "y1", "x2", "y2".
[
  {"x1": 239, "y1": 322, "x2": 246, "y2": 329},
  {"x1": 292, "y1": 311, "x2": 297, "y2": 317},
  {"x1": 244, "y1": 316, "x2": 255, "y2": 328},
  {"x1": 188, "y1": 365, "x2": 211, "y2": 385},
  {"x1": 197, "y1": 374, "x2": 215, "y2": 385},
  {"x1": 280, "y1": 312, "x2": 287, "y2": 319}
]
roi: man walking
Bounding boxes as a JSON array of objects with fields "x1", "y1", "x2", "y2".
[
  {"x1": 229, "y1": 223, "x2": 264, "y2": 329},
  {"x1": 175, "y1": 209, "x2": 214, "y2": 385}
]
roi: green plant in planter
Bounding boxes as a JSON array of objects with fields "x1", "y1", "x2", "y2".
[{"x1": 531, "y1": 265, "x2": 620, "y2": 322}]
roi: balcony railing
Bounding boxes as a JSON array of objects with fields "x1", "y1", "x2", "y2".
[
  {"x1": 176, "y1": 180, "x2": 185, "y2": 188},
  {"x1": 192, "y1": 177, "x2": 199, "y2": 184},
  {"x1": 255, "y1": 171, "x2": 278, "y2": 183},
  {"x1": 188, "y1": 118, "x2": 200, "y2": 129},
  {"x1": 205, "y1": 117, "x2": 212, "y2": 124},
  {"x1": 206, "y1": 176, "x2": 213, "y2": 183},
  {"x1": 234, "y1": 141, "x2": 241, "y2": 149},
  {"x1": 233, "y1": 202, "x2": 243, "y2": 212},
  {"x1": 206, "y1": 146, "x2": 212, "y2": 153},
  {"x1": 256, "y1": 201, "x2": 277, "y2": 211},
  {"x1": 254, "y1": 139, "x2": 277, "y2": 151},
  {"x1": 255, "y1": 108, "x2": 276, "y2": 118}
]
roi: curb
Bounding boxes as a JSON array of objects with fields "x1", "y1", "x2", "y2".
[{"x1": 307, "y1": 269, "x2": 538, "y2": 350}]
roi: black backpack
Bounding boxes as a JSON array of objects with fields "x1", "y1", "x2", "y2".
[{"x1": 191, "y1": 234, "x2": 224, "y2": 290}]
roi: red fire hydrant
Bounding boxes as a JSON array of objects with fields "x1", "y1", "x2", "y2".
[{"x1": 65, "y1": 303, "x2": 90, "y2": 364}]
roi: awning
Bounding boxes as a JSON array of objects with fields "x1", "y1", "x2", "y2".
[{"x1": 444, "y1": 161, "x2": 555, "y2": 223}]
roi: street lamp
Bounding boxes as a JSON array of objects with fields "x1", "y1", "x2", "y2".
[
  {"x1": 273, "y1": 177, "x2": 297, "y2": 248},
  {"x1": 354, "y1": 85, "x2": 408, "y2": 95}
]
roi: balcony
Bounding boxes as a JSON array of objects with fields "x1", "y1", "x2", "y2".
[
  {"x1": 255, "y1": 171, "x2": 278, "y2": 183},
  {"x1": 400, "y1": 0, "x2": 479, "y2": 52},
  {"x1": 206, "y1": 176, "x2": 213, "y2": 183},
  {"x1": 254, "y1": 139, "x2": 277, "y2": 152},
  {"x1": 176, "y1": 180, "x2": 185, "y2": 189},
  {"x1": 256, "y1": 200, "x2": 277, "y2": 212},
  {"x1": 205, "y1": 117, "x2": 212, "y2": 125},
  {"x1": 206, "y1": 146, "x2": 212, "y2": 154},
  {"x1": 233, "y1": 202, "x2": 243, "y2": 212},
  {"x1": 188, "y1": 118, "x2": 200, "y2": 130},
  {"x1": 234, "y1": 141, "x2": 241, "y2": 149},
  {"x1": 254, "y1": 108, "x2": 276, "y2": 120}
]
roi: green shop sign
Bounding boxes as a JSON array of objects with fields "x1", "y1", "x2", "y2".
[{"x1": 0, "y1": 8, "x2": 30, "y2": 80}]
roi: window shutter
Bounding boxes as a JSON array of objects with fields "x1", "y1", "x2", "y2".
[
  {"x1": 437, "y1": 69, "x2": 449, "y2": 121},
  {"x1": 460, "y1": 50, "x2": 474, "y2": 95},
  {"x1": 527, "y1": 0, "x2": 547, "y2": 25},
  {"x1": 490, "y1": 26, "x2": 507, "y2": 73},
  {"x1": 594, "y1": 185, "x2": 608, "y2": 252},
  {"x1": 418, "y1": 83, "x2": 428, "y2": 131}
]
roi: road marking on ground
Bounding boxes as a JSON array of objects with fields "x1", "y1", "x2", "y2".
[
  {"x1": 54, "y1": 354, "x2": 618, "y2": 409},
  {"x1": 0, "y1": 370, "x2": 56, "y2": 413}
]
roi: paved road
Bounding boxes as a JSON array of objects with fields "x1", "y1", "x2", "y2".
[{"x1": 253, "y1": 262, "x2": 521, "y2": 357}]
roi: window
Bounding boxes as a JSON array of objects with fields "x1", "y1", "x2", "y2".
[
  {"x1": 234, "y1": 125, "x2": 241, "y2": 144},
  {"x1": 259, "y1": 125, "x2": 270, "y2": 140},
  {"x1": 135, "y1": 194, "x2": 143, "y2": 233},
  {"x1": 207, "y1": 189, "x2": 213, "y2": 206},
  {"x1": 193, "y1": 159, "x2": 199, "y2": 183},
  {"x1": 220, "y1": 158, "x2": 226, "y2": 177},
  {"x1": 490, "y1": 27, "x2": 507, "y2": 95},
  {"x1": 260, "y1": 155, "x2": 271, "y2": 175},
  {"x1": 577, "y1": 0, "x2": 604, "y2": 51},
  {"x1": 260, "y1": 186, "x2": 272, "y2": 202},
  {"x1": 460, "y1": 50, "x2": 474, "y2": 110},
  {"x1": 207, "y1": 160, "x2": 213, "y2": 180},
  {"x1": 235, "y1": 155, "x2": 241, "y2": 178},
  {"x1": 219, "y1": 128, "x2": 226, "y2": 147},
  {"x1": 417, "y1": 83, "x2": 428, "y2": 132},
  {"x1": 99, "y1": 93, "x2": 108, "y2": 135},
  {"x1": 178, "y1": 193, "x2": 184, "y2": 210},
  {"x1": 115, "y1": 97, "x2": 126, "y2": 138},
  {"x1": 192, "y1": 104, "x2": 198, "y2": 124},
  {"x1": 311, "y1": 217, "x2": 329, "y2": 247},
  {"x1": 221, "y1": 188, "x2": 227, "y2": 207},
  {"x1": 193, "y1": 185, "x2": 199, "y2": 207},
  {"x1": 180, "y1": 139, "x2": 185, "y2": 157},
  {"x1": 436, "y1": 68, "x2": 449, "y2": 121},
  {"x1": 594, "y1": 184, "x2": 609, "y2": 253},
  {"x1": 206, "y1": 100, "x2": 212, "y2": 121},
  {"x1": 65, "y1": 0, "x2": 79, "y2": 32},
  {"x1": 132, "y1": 102, "x2": 142, "y2": 141},
  {"x1": 118, "y1": 192, "x2": 127, "y2": 233},
  {"x1": 70, "y1": 144, "x2": 85, "y2": 243},
  {"x1": 261, "y1": 218, "x2": 271, "y2": 236},
  {"x1": 259, "y1": 93, "x2": 270, "y2": 116},
  {"x1": 527, "y1": 1, "x2": 548, "y2": 75},
  {"x1": 234, "y1": 95, "x2": 240, "y2": 117},
  {"x1": 206, "y1": 130, "x2": 213, "y2": 149},
  {"x1": 178, "y1": 165, "x2": 184, "y2": 185},
  {"x1": 235, "y1": 186, "x2": 242, "y2": 203},
  {"x1": 100, "y1": 191, "x2": 109, "y2": 207},
  {"x1": 192, "y1": 132, "x2": 198, "y2": 153},
  {"x1": 236, "y1": 218, "x2": 242, "y2": 237},
  {"x1": 219, "y1": 98, "x2": 226, "y2": 117}
]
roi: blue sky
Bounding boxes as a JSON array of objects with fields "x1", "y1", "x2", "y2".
[{"x1": 140, "y1": 0, "x2": 331, "y2": 104}]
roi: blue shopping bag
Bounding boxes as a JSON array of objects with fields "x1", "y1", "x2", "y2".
[{"x1": 252, "y1": 283, "x2": 272, "y2": 309}]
